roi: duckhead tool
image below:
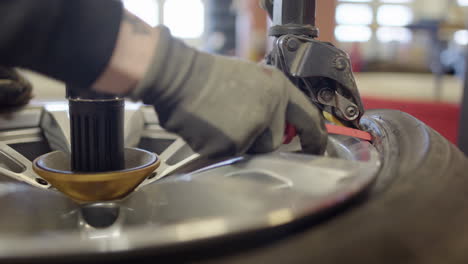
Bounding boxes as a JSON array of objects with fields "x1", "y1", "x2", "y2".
[{"x1": 264, "y1": 0, "x2": 365, "y2": 129}]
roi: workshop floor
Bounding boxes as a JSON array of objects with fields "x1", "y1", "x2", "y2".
[{"x1": 24, "y1": 70, "x2": 464, "y2": 143}]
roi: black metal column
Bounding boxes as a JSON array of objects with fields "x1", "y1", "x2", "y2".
[
  {"x1": 269, "y1": 0, "x2": 318, "y2": 37},
  {"x1": 67, "y1": 89, "x2": 125, "y2": 172},
  {"x1": 458, "y1": 55, "x2": 468, "y2": 155},
  {"x1": 204, "y1": 0, "x2": 236, "y2": 55}
]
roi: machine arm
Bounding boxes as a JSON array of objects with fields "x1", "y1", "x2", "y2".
[{"x1": 264, "y1": 0, "x2": 365, "y2": 128}]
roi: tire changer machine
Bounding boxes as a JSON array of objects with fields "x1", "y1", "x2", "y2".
[{"x1": 0, "y1": 1, "x2": 465, "y2": 263}]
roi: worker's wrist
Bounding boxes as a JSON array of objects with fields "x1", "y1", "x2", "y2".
[
  {"x1": 91, "y1": 11, "x2": 160, "y2": 95},
  {"x1": 128, "y1": 25, "x2": 204, "y2": 107}
]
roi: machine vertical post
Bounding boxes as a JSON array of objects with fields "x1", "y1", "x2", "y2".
[
  {"x1": 458, "y1": 54, "x2": 468, "y2": 155},
  {"x1": 269, "y1": 0, "x2": 318, "y2": 37}
]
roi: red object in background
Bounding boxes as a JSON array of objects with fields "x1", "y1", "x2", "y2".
[
  {"x1": 363, "y1": 97, "x2": 460, "y2": 144},
  {"x1": 350, "y1": 42, "x2": 363, "y2": 73}
]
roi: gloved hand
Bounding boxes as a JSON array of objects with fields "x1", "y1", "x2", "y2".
[
  {"x1": 131, "y1": 26, "x2": 327, "y2": 158},
  {"x1": 0, "y1": 67, "x2": 33, "y2": 109}
]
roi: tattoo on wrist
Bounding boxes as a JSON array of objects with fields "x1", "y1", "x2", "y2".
[{"x1": 124, "y1": 13, "x2": 151, "y2": 35}]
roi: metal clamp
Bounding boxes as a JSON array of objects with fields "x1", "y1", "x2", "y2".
[{"x1": 267, "y1": 34, "x2": 364, "y2": 128}]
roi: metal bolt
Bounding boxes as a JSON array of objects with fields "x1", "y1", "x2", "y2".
[
  {"x1": 270, "y1": 56, "x2": 276, "y2": 65},
  {"x1": 334, "y1": 57, "x2": 348, "y2": 71},
  {"x1": 147, "y1": 172, "x2": 158, "y2": 180},
  {"x1": 319, "y1": 89, "x2": 334, "y2": 102},
  {"x1": 286, "y1": 38, "x2": 300, "y2": 52},
  {"x1": 345, "y1": 106, "x2": 358, "y2": 118},
  {"x1": 35, "y1": 178, "x2": 49, "y2": 186}
]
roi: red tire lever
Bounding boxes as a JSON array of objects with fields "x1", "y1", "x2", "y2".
[
  {"x1": 283, "y1": 123, "x2": 297, "y2": 144},
  {"x1": 283, "y1": 123, "x2": 373, "y2": 144}
]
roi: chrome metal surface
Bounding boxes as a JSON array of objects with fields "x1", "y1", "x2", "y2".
[
  {"x1": 0, "y1": 142, "x2": 51, "y2": 189},
  {"x1": 0, "y1": 107, "x2": 42, "y2": 131},
  {"x1": 0, "y1": 102, "x2": 381, "y2": 260}
]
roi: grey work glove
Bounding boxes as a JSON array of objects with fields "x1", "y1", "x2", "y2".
[
  {"x1": 0, "y1": 67, "x2": 33, "y2": 109},
  {"x1": 131, "y1": 26, "x2": 327, "y2": 158}
]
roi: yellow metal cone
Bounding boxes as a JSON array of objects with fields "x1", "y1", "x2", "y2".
[{"x1": 33, "y1": 148, "x2": 160, "y2": 203}]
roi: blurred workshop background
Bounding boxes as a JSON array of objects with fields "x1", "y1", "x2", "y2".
[{"x1": 29, "y1": 0, "x2": 468, "y2": 147}]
